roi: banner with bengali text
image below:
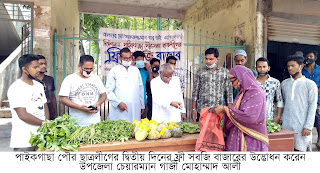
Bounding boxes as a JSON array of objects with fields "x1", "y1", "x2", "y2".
[{"x1": 98, "y1": 28, "x2": 185, "y2": 80}]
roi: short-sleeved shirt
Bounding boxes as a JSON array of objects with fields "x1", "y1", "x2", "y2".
[
  {"x1": 139, "y1": 68, "x2": 149, "y2": 104},
  {"x1": 59, "y1": 73, "x2": 106, "y2": 127},
  {"x1": 302, "y1": 64, "x2": 320, "y2": 104},
  {"x1": 257, "y1": 75, "x2": 284, "y2": 120},
  {"x1": 36, "y1": 75, "x2": 55, "y2": 103},
  {"x1": 7, "y1": 79, "x2": 47, "y2": 148}
]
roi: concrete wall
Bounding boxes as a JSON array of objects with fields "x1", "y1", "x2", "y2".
[
  {"x1": 32, "y1": 0, "x2": 80, "y2": 97},
  {"x1": 50, "y1": 0, "x2": 80, "y2": 97},
  {"x1": 182, "y1": 0, "x2": 258, "y2": 69}
]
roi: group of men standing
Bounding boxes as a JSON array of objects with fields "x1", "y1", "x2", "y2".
[{"x1": 7, "y1": 46, "x2": 320, "y2": 152}]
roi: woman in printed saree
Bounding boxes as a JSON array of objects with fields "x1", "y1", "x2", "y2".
[{"x1": 213, "y1": 65, "x2": 269, "y2": 151}]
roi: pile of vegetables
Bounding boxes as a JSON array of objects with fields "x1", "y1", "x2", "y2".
[
  {"x1": 178, "y1": 122, "x2": 200, "y2": 133},
  {"x1": 68, "y1": 120, "x2": 135, "y2": 145},
  {"x1": 30, "y1": 114, "x2": 135, "y2": 151},
  {"x1": 29, "y1": 114, "x2": 80, "y2": 151},
  {"x1": 133, "y1": 119, "x2": 200, "y2": 142},
  {"x1": 266, "y1": 119, "x2": 281, "y2": 133}
]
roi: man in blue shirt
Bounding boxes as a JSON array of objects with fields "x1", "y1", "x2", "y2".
[
  {"x1": 133, "y1": 51, "x2": 153, "y2": 118},
  {"x1": 302, "y1": 50, "x2": 320, "y2": 149}
]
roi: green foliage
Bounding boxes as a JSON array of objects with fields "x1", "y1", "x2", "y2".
[
  {"x1": 266, "y1": 119, "x2": 281, "y2": 133},
  {"x1": 29, "y1": 114, "x2": 80, "y2": 152},
  {"x1": 178, "y1": 122, "x2": 200, "y2": 134},
  {"x1": 68, "y1": 119, "x2": 135, "y2": 145}
]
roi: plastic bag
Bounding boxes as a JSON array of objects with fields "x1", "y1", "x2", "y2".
[
  {"x1": 169, "y1": 127, "x2": 182, "y2": 137},
  {"x1": 160, "y1": 128, "x2": 171, "y2": 139},
  {"x1": 135, "y1": 129, "x2": 148, "y2": 141},
  {"x1": 156, "y1": 123, "x2": 168, "y2": 132},
  {"x1": 147, "y1": 129, "x2": 161, "y2": 140},
  {"x1": 195, "y1": 107, "x2": 225, "y2": 151},
  {"x1": 168, "y1": 122, "x2": 178, "y2": 129},
  {"x1": 149, "y1": 120, "x2": 158, "y2": 130}
]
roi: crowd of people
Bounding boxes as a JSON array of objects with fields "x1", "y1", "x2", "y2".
[{"x1": 7, "y1": 47, "x2": 320, "y2": 152}]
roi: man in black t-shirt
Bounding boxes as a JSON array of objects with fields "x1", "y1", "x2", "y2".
[{"x1": 36, "y1": 55, "x2": 57, "y2": 120}]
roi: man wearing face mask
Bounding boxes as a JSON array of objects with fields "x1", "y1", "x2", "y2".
[
  {"x1": 146, "y1": 58, "x2": 160, "y2": 120},
  {"x1": 151, "y1": 63, "x2": 186, "y2": 122},
  {"x1": 59, "y1": 55, "x2": 107, "y2": 127},
  {"x1": 133, "y1": 51, "x2": 153, "y2": 118},
  {"x1": 301, "y1": 51, "x2": 320, "y2": 149},
  {"x1": 280, "y1": 55, "x2": 318, "y2": 151},
  {"x1": 36, "y1": 55, "x2": 57, "y2": 120},
  {"x1": 106, "y1": 47, "x2": 145, "y2": 122},
  {"x1": 7, "y1": 54, "x2": 49, "y2": 151},
  {"x1": 255, "y1": 57, "x2": 284, "y2": 122},
  {"x1": 192, "y1": 48, "x2": 233, "y2": 121}
]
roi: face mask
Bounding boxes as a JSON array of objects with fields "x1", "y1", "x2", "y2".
[
  {"x1": 304, "y1": 58, "x2": 315, "y2": 66},
  {"x1": 152, "y1": 66, "x2": 160, "y2": 73},
  {"x1": 82, "y1": 70, "x2": 92, "y2": 77},
  {"x1": 291, "y1": 65, "x2": 301, "y2": 78},
  {"x1": 122, "y1": 60, "x2": 132, "y2": 67},
  {"x1": 258, "y1": 71, "x2": 268, "y2": 76},
  {"x1": 206, "y1": 63, "x2": 216, "y2": 69},
  {"x1": 26, "y1": 70, "x2": 35, "y2": 80},
  {"x1": 135, "y1": 60, "x2": 145, "y2": 68}
]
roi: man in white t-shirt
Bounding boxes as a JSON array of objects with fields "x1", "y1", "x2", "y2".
[
  {"x1": 59, "y1": 55, "x2": 107, "y2": 127},
  {"x1": 7, "y1": 54, "x2": 49, "y2": 151}
]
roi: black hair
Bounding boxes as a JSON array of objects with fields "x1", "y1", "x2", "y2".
[
  {"x1": 165, "y1": 56, "x2": 177, "y2": 63},
  {"x1": 120, "y1": 47, "x2": 131, "y2": 57},
  {"x1": 79, "y1": 55, "x2": 94, "y2": 66},
  {"x1": 305, "y1": 51, "x2": 318, "y2": 58},
  {"x1": 205, "y1": 47, "x2": 219, "y2": 57},
  {"x1": 150, "y1": 58, "x2": 160, "y2": 65},
  {"x1": 37, "y1": 55, "x2": 46, "y2": 60},
  {"x1": 133, "y1": 51, "x2": 145, "y2": 59},
  {"x1": 256, "y1": 57, "x2": 269, "y2": 66},
  {"x1": 18, "y1": 54, "x2": 39, "y2": 72},
  {"x1": 286, "y1": 55, "x2": 304, "y2": 65}
]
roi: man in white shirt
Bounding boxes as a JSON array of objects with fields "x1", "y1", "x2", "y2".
[
  {"x1": 151, "y1": 63, "x2": 186, "y2": 123},
  {"x1": 7, "y1": 54, "x2": 49, "y2": 151},
  {"x1": 106, "y1": 47, "x2": 145, "y2": 122},
  {"x1": 59, "y1": 55, "x2": 107, "y2": 127}
]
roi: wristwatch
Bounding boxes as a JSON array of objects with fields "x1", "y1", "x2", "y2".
[{"x1": 192, "y1": 108, "x2": 196, "y2": 111}]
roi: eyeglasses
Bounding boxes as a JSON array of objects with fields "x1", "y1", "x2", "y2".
[{"x1": 121, "y1": 57, "x2": 132, "y2": 61}]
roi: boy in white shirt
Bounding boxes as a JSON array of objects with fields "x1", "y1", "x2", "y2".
[
  {"x1": 59, "y1": 55, "x2": 107, "y2": 127},
  {"x1": 7, "y1": 54, "x2": 49, "y2": 151}
]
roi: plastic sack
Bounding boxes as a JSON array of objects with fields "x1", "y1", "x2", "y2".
[
  {"x1": 169, "y1": 127, "x2": 182, "y2": 137},
  {"x1": 147, "y1": 129, "x2": 161, "y2": 140},
  {"x1": 160, "y1": 128, "x2": 171, "y2": 139},
  {"x1": 149, "y1": 120, "x2": 158, "y2": 130},
  {"x1": 156, "y1": 122, "x2": 168, "y2": 132},
  {"x1": 135, "y1": 129, "x2": 148, "y2": 141},
  {"x1": 168, "y1": 122, "x2": 178, "y2": 129},
  {"x1": 195, "y1": 107, "x2": 225, "y2": 151}
]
